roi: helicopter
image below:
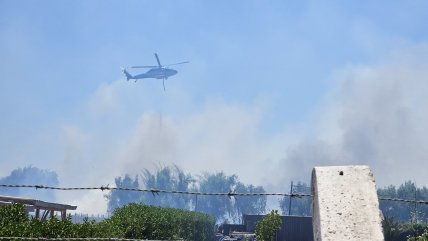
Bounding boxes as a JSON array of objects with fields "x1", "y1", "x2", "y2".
[{"x1": 122, "y1": 53, "x2": 189, "y2": 90}]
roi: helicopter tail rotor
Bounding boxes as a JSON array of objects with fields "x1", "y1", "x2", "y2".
[{"x1": 121, "y1": 67, "x2": 133, "y2": 81}]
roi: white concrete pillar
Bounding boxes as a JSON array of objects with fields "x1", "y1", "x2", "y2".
[{"x1": 312, "y1": 165, "x2": 384, "y2": 241}]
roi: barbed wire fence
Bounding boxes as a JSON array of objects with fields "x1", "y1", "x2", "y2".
[
  {"x1": 1, "y1": 183, "x2": 428, "y2": 240},
  {"x1": 1, "y1": 184, "x2": 428, "y2": 204},
  {"x1": 0, "y1": 184, "x2": 311, "y2": 198},
  {"x1": 0, "y1": 238, "x2": 179, "y2": 241}
]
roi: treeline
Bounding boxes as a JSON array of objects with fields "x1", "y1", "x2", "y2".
[
  {"x1": 106, "y1": 166, "x2": 313, "y2": 221},
  {"x1": 383, "y1": 217, "x2": 428, "y2": 241},
  {"x1": 279, "y1": 181, "x2": 311, "y2": 216},
  {"x1": 1, "y1": 165, "x2": 427, "y2": 225},
  {"x1": 107, "y1": 166, "x2": 428, "y2": 224},
  {"x1": 378, "y1": 181, "x2": 428, "y2": 223},
  {"x1": 0, "y1": 203, "x2": 215, "y2": 240},
  {"x1": 278, "y1": 181, "x2": 428, "y2": 223},
  {"x1": 106, "y1": 165, "x2": 266, "y2": 222},
  {"x1": 0, "y1": 166, "x2": 58, "y2": 201}
]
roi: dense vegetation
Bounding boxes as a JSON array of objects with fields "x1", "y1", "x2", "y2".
[
  {"x1": 278, "y1": 181, "x2": 428, "y2": 222},
  {"x1": 378, "y1": 181, "x2": 428, "y2": 223},
  {"x1": 408, "y1": 229, "x2": 428, "y2": 241},
  {"x1": 279, "y1": 181, "x2": 311, "y2": 216},
  {"x1": 106, "y1": 165, "x2": 266, "y2": 222},
  {"x1": 255, "y1": 210, "x2": 282, "y2": 241},
  {"x1": 0, "y1": 203, "x2": 215, "y2": 240},
  {"x1": 2, "y1": 166, "x2": 428, "y2": 240},
  {"x1": 0, "y1": 166, "x2": 58, "y2": 201},
  {"x1": 4, "y1": 166, "x2": 425, "y2": 224},
  {"x1": 382, "y1": 217, "x2": 428, "y2": 241},
  {"x1": 109, "y1": 203, "x2": 215, "y2": 240}
]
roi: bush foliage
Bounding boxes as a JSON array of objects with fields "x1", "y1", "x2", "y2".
[
  {"x1": 255, "y1": 210, "x2": 282, "y2": 241},
  {"x1": 408, "y1": 229, "x2": 428, "y2": 241},
  {"x1": 382, "y1": 216, "x2": 428, "y2": 241},
  {"x1": 0, "y1": 203, "x2": 215, "y2": 241}
]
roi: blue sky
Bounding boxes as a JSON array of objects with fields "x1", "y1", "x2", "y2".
[{"x1": 2, "y1": 1, "x2": 428, "y2": 213}]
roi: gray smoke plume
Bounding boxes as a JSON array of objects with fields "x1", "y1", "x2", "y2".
[
  {"x1": 54, "y1": 44, "x2": 428, "y2": 214},
  {"x1": 274, "y1": 44, "x2": 428, "y2": 187}
]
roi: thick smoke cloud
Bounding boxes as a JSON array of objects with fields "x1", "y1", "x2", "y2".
[
  {"x1": 46, "y1": 44, "x2": 428, "y2": 214},
  {"x1": 275, "y1": 44, "x2": 428, "y2": 187}
]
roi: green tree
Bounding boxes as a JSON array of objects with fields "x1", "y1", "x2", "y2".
[
  {"x1": 0, "y1": 166, "x2": 59, "y2": 201},
  {"x1": 279, "y1": 181, "x2": 311, "y2": 216},
  {"x1": 141, "y1": 165, "x2": 193, "y2": 209},
  {"x1": 196, "y1": 171, "x2": 237, "y2": 221},
  {"x1": 106, "y1": 174, "x2": 141, "y2": 213},
  {"x1": 0, "y1": 203, "x2": 214, "y2": 240},
  {"x1": 378, "y1": 181, "x2": 428, "y2": 223},
  {"x1": 105, "y1": 165, "x2": 267, "y2": 222},
  {"x1": 382, "y1": 216, "x2": 401, "y2": 241},
  {"x1": 108, "y1": 203, "x2": 215, "y2": 240},
  {"x1": 255, "y1": 210, "x2": 282, "y2": 241},
  {"x1": 408, "y1": 229, "x2": 428, "y2": 241},
  {"x1": 382, "y1": 217, "x2": 428, "y2": 241},
  {"x1": 234, "y1": 182, "x2": 266, "y2": 220}
]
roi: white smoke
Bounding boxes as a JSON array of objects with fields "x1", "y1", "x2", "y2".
[
  {"x1": 274, "y1": 43, "x2": 428, "y2": 187},
  {"x1": 56, "y1": 44, "x2": 428, "y2": 214}
]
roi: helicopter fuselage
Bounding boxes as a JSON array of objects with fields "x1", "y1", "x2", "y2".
[
  {"x1": 122, "y1": 53, "x2": 187, "y2": 90},
  {"x1": 134, "y1": 67, "x2": 178, "y2": 80}
]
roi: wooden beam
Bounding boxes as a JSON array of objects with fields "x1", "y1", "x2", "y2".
[
  {"x1": 0, "y1": 195, "x2": 77, "y2": 211},
  {"x1": 61, "y1": 211, "x2": 66, "y2": 220},
  {"x1": 35, "y1": 208, "x2": 40, "y2": 219},
  {"x1": 41, "y1": 210, "x2": 49, "y2": 221}
]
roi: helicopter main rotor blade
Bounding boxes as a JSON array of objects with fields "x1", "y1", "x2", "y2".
[
  {"x1": 155, "y1": 53, "x2": 162, "y2": 67},
  {"x1": 130, "y1": 65, "x2": 157, "y2": 68},
  {"x1": 163, "y1": 78, "x2": 166, "y2": 91},
  {"x1": 164, "y1": 61, "x2": 189, "y2": 67}
]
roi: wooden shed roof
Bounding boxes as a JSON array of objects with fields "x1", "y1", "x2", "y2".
[{"x1": 0, "y1": 195, "x2": 77, "y2": 211}]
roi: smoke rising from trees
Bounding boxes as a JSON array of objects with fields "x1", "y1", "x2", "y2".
[
  {"x1": 2, "y1": 46, "x2": 428, "y2": 215},
  {"x1": 105, "y1": 165, "x2": 267, "y2": 222},
  {"x1": 274, "y1": 44, "x2": 428, "y2": 187}
]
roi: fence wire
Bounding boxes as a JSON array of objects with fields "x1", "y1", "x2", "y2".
[
  {"x1": 0, "y1": 184, "x2": 310, "y2": 197},
  {"x1": 0, "y1": 238, "x2": 180, "y2": 241},
  {"x1": 1, "y1": 184, "x2": 428, "y2": 204}
]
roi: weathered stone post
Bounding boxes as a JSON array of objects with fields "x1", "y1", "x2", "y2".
[{"x1": 311, "y1": 165, "x2": 384, "y2": 241}]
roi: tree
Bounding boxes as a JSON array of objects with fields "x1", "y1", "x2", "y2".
[
  {"x1": 255, "y1": 210, "x2": 282, "y2": 241},
  {"x1": 108, "y1": 203, "x2": 215, "y2": 240},
  {"x1": 0, "y1": 166, "x2": 59, "y2": 201},
  {"x1": 381, "y1": 218, "x2": 428, "y2": 241},
  {"x1": 0, "y1": 203, "x2": 215, "y2": 240},
  {"x1": 408, "y1": 229, "x2": 428, "y2": 241},
  {"x1": 140, "y1": 165, "x2": 193, "y2": 209},
  {"x1": 378, "y1": 181, "x2": 428, "y2": 223},
  {"x1": 234, "y1": 182, "x2": 266, "y2": 221},
  {"x1": 279, "y1": 181, "x2": 311, "y2": 216},
  {"x1": 196, "y1": 171, "x2": 237, "y2": 221},
  {"x1": 105, "y1": 166, "x2": 267, "y2": 222},
  {"x1": 106, "y1": 175, "x2": 140, "y2": 213}
]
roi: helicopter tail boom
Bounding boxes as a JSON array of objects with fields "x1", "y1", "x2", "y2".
[{"x1": 122, "y1": 68, "x2": 133, "y2": 80}]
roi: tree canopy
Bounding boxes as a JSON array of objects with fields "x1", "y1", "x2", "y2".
[
  {"x1": 0, "y1": 166, "x2": 59, "y2": 201},
  {"x1": 105, "y1": 165, "x2": 266, "y2": 222}
]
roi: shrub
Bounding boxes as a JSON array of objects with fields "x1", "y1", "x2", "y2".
[
  {"x1": 0, "y1": 203, "x2": 215, "y2": 240},
  {"x1": 109, "y1": 203, "x2": 215, "y2": 240},
  {"x1": 255, "y1": 210, "x2": 282, "y2": 241}
]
